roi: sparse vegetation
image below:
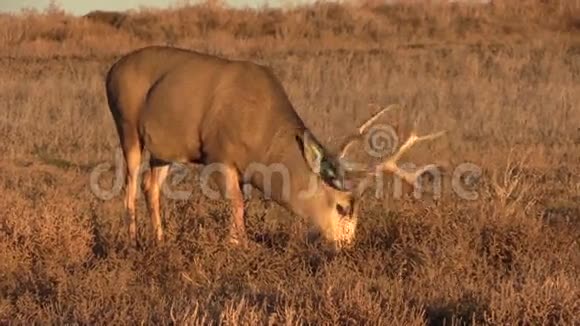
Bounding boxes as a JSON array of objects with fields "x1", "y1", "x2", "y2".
[{"x1": 0, "y1": 0, "x2": 579, "y2": 324}]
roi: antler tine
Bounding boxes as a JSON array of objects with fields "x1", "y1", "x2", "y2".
[
  {"x1": 387, "y1": 130, "x2": 447, "y2": 165},
  {"x1": 338, "y1": 104, "x2": 399, "y2": 159},
  {"x1": 374, "y1": 129, "x2": 446, "y2": 184}
]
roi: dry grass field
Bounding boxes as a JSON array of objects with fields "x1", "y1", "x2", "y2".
[{"x1": 0, "y1": 1, "x2": 579, "y2": 324}]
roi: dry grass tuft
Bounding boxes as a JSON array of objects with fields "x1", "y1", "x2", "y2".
[{"x1": 0, "y1": 0, "x2": 579, "y2": 324}]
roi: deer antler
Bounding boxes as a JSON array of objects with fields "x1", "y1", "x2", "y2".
[
  {"x1": 372, "y1": 130, "x2": 447, "y2": 185},
  {"x1": 337, "y1": 103, "x2": 446, "y2": 194},
  {"x1": 337, "y1": 104, "x2": 399, "y2": 159}
]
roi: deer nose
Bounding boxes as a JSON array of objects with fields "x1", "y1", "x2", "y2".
[{"x1": 306, "y1": 228, "x2": 322, "y2": 244}]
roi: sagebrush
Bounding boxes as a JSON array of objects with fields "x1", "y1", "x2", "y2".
[{"x1": 0, "y1": 1, "x2": 579, "y2": 324}]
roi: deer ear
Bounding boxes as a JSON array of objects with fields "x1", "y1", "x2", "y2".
[{"x1": 298, "y1": 131, "x2": 323, "y2": 174}]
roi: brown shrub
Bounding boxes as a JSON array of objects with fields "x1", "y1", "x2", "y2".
[{"x1": 0, "y1": 0, "x2": 578, "y2": 324}]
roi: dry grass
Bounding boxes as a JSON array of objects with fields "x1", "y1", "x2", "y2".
[{"x1": 1, "y1": 0, "x2": 579, "y2": 324}]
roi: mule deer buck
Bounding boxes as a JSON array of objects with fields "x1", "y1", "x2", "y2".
[{"x1": 105, "y1": 45, "x2": 445, "y2": 250}]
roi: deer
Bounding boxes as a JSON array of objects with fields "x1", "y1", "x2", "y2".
[{"x1": 104, "y1": 45, "x2": 445, "y2": 251}]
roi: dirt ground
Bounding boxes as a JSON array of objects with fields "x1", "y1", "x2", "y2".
[{"x1": 0, "y1": 1, "x2": 579, "y2": 324}]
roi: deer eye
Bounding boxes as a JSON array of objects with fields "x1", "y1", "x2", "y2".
[{"x1": 336, "y1": 204, "x2": 349, "y2": 216}]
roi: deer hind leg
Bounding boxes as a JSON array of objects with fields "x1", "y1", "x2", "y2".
[
  {"x1": 121, "y1": 130, "x2": 142, "y2": 248},
  {"x1": 142, "y1": 158, "x2": 169, "y2": 244}
]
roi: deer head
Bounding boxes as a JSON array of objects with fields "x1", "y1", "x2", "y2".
[{"x1": 294, "y1": 104, "x2": 446, "y2": 250}]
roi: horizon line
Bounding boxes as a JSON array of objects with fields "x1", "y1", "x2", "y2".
[{"x1": 0, "y1": 0, "x2": 491, "y2": 17}]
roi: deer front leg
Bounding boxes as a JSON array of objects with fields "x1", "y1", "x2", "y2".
[
  {"x1": 228, "y1": 182, "x2": 246, "y2": 247},
  {"x1": 212, "y1": 164, "x2": 247, "y2": 246}
]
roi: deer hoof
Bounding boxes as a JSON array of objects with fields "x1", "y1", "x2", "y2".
[{"x1": 228, "y1": 235, "x2": 248, "y2": 248}]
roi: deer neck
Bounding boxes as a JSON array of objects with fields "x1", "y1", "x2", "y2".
[{"x1": 247, "y1": 126, "x2": 327, "y2": 219}]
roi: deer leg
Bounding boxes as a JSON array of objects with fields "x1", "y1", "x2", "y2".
[
  {"x1": 212, "y1": 164, "x2": 246, "y2": 246},
  {"x1": 228, "y1": 182, "x2": 246, "y2": 246},
  {"x1": 142, "y1": 159, "x2": 169, "y2": 244},
  {"x1": 122, "y1": 134, "x2": 142, "y2": 247}
]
